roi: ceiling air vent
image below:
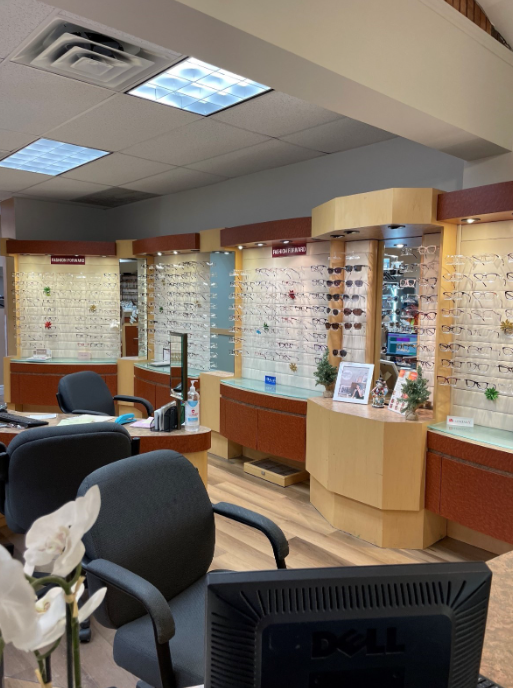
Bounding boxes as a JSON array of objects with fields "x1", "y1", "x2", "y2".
[{"x1": 11, "y1": 18, "x2": 178, "y2": 91}]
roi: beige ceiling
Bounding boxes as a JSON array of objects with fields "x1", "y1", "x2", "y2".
[{"x1": 0, "y1": 0, "x2": 397, "y2": 208}]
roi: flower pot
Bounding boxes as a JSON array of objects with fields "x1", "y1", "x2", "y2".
[
  {"x1": 404, "y1": 407, "x2": 419, "y2": 421},
  {"x1": 323, "y1": 384, "x2": 335, "y2": 398}
]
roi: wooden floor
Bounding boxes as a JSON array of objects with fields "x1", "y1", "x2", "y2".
[{"x1": 3, "y1": 454, "x2": 496, "y2": 688}]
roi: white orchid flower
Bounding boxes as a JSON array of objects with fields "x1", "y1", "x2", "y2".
[
  {"x1": 0, "y1": 545, "x2": 38, "y2": 647},
  {"x1": 24, "y1": 485, "x2": 101, "y2": 577},
  {"x1": 21, "y1": 587, "x2": 67, "y2": 652},
  {"x1": 76, "y1": 586, "x2": 107, "y2": 624}
]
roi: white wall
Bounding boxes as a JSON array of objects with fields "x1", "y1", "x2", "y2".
[
  {"x1": 463, "y1": 151, "x2": 513, "y2": 188},
  {"x1": 107, "y1": 138, "x2": 465, "y2": 238},
  {"x1": 13, "y1": 198, "x2": 108, "y2": 241}
]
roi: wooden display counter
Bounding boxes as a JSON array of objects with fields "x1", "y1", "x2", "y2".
[
  {"x1": 426, "y1": 424, "x2": 513, "y2": 554},
  {"x1": 306, "y1": 398, "x2": 445, "y2": 549},
  {"x1": 133, "y1": 362, "x2": 201, "y2": 411}
]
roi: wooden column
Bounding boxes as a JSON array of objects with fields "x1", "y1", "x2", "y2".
[{"x1": 328, "y1": 239, "x2": 345, "y2": 367}]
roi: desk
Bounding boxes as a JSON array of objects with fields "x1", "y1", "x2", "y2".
[{"x1": 0, "y1": 414, "x2": 211, "y2": 486}]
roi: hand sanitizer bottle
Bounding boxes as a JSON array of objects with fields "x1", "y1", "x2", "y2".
[{"x1": 185, "y1": 380, "x2": 200, "y2": 432}]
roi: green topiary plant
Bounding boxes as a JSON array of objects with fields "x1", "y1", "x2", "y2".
[
  {"x1": 314, "y1": 350, "x2": 338, "y2": 397},
  {"x1": 401, "y1": 365, "x2": 431, "y2": 421},
  {"x1": 485, "y1": 387, "x2": 499, "y2": 401}
]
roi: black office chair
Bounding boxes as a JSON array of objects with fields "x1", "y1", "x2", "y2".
[
  {"x1": 57, "y1": 370, "x2": 154, "y2": 417},
  {"x1": 79, "y1": 450, "x2": 289, "y2": 688}
]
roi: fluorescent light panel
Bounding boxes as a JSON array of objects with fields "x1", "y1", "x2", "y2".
[
  {"x1": 0, "y1": 139, "x2": 109, "y2": 176},
  {"x1": 128, "y1": 57, "x2": 271, "y2": 115}
]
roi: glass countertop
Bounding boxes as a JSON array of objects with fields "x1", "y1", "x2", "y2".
[
  {"x1": 428, "y1": 421, "x2": 513, "y2": 453},
  {"x1": 12, "y1": 358, "x2": 118, "y2": 364},
  {"x1": 135, "y1": 361, "x2": 203, "y2": 377},
  {"x1": 222, "y1": 377, "x2": 323, "y2": 400}
]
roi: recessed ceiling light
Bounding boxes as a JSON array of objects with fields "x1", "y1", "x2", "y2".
[
  {"x1": 462, "y1": 217, "x2": 480, "y2": 224},
  {"x1": 345, "y1": 230, "x2": 360, "y2": 235},
  {"x1": 0, "y1": 138, "x2": 109, "y2": 176},
  {"x1": 157, "y1": 252, "x2": 162, "y2": 256},
  {"x1": 191, "y1": 248, "x2": 200, "y2": 252},
  {"x1": 173, "y1": 251, "x2": 178, "y2": 255},
  {"x1": 394, "y1": 243, "x2": 405, "y2": 248},
  {"x1": 238, "y1": 245, "x2": 244, "y2": 250},
  {"x1": 224, "y1": 251, "x2": 230, "y2": 255},
  {"x1": 128, "y1": 56, "x2": 271, "y2": 116},
  {"x1": 281, "y1": 240, "x2": 290, "y2": 244},
  {"x1": 388, "y1": 225, "x2": 405, "y2": 230},
  {"x1": 330, "y1": 234, "x2": 344, "y2": 239},
  {"x1": 256, "y1": 243, "x2": 266, "y2": 247}
]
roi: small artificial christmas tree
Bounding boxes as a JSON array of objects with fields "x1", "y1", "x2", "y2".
[
  {"x1": 401, "y1": 365, "x2": 431, "y2": 420},
  {"x1": 314, "y1": 350, "x2": 338, "y2": 397}
]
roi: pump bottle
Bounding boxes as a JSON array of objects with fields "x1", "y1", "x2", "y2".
[{"x1": 185, "y1": 379, "x2": 200, "y2": 432}]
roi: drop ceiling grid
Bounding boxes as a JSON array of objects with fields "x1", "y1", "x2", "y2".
[{"x1": 0, "y1": 0, "x2": 397, "y2": 205}]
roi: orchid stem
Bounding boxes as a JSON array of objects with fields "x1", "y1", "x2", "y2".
[
  {"x1": 35, "y1": 653, "x2": 48, "y2": 685},
  {"x1": 71, "y1": 612, "x2": 82, "y2": 688},
  {"x1": 0, "y1": 634, "x2": 5, "y2": 665}
]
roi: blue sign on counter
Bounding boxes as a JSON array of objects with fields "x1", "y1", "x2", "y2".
[{"x1": 264, "y1": 375, "x2": 276, "y2": 386}]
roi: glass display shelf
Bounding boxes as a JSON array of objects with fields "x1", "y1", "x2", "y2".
[
  {"x1": 12, "y1": 358, "x2": 118, "y2": 365},
  {"x1": 428, "y1": 421, "x2": 513, "y2": 453},
  {"x1": 222, "y1": 377, "x2": 323, "y2": 400},
  {"x1": 135, "y1": 362, "x2": 203, "y2": 377}
]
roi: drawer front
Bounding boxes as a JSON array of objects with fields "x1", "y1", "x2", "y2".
[
  {"x1": 220, "y1": 397, "x2": 258, "y2": 450},
  {"x1": 257, "y1": 409, "x2": 306, "y2": 463}
]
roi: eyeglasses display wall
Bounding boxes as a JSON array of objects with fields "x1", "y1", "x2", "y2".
[
  {"x1": 437, "y1": 224, "x2": 513, "y2": 431},
  {"x1": 231, "y1": 243, "x2": 330, "y2": 391},
  {"x1": 328, "y1": 241, "x2": 375, "y2": 366},
  {"x1": 137, "y1": 253, "x2": 217, "y2": 372},
  {"x1": 381, "y1": 239, "x2": 441, "y2": 393},
  {"x1": 13, "y1": 255, "x2": 120, "y2": 360}
]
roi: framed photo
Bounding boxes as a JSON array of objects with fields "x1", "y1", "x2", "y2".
[{"x1": 333, "y1": 362, "x2": 374, "y2": 405}]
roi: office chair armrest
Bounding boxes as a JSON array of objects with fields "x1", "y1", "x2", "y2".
[
  {"x1": 213, "y1": 502, "x2": 289, "y2": 569},
  {"x1": 114, "y1": 395, "x2": 154, "y2": 417},
  {"x1": 70, "y1": 409, "x2": 111, "y2": 416},
  {"x1": 0, "y1": 450, "x2": 8, "y2": 482},
  {"x1": 84, "y1": 559, "x2": 175, "y2": 643}
]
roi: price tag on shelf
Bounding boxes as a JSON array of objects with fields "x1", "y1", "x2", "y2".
[{"x1": 447, "y1": 416, "x2": 474, "y2": 428}]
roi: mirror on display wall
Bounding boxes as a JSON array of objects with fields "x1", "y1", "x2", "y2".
[{"x1": 119, "y1": 258, "x2": 139, "y2": 357}]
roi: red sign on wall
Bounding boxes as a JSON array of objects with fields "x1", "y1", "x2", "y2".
[
  {"x1": 51, "y1": 256, "x2": 85, "y2": 265},
  {"x1": 272, "y1": 244, "x2": 307, "y2": 258}
]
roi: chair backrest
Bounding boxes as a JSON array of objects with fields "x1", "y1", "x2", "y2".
[
  {"x1": 1, "y1": 422, "x2": 132, "y2": 533},
  {"x1": 79, "y1": 450, "x2": 215, "y2": 629},
  {"x1": 57, "y1": 371, "x2": 115, "y2": 415}
]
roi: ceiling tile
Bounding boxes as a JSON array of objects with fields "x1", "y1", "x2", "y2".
[
  {"x1": 123, "y1": 119, "x2": 269, "y2": 166},
  {"x1": 0, "y1": 0, "x2": 55, "y2": 59},
  {"x1": 21, "y1": 177, "x2": 110, "y2": 201},
  {"x1": 0, "y1": 191, "x2": 13, "y2": 201},
  {"x1": 0, "y1": 150, "x2": 8, "y2": 160},
  {"x1": 76, "y1": 187, "x2": 160, "y2": 208},
  {"x1": 281, "y1": 118, "x2": 397, "y2": 153},
  {"x1": 0, "y1": 62, "x2": 112, "y2": 135},
  {"x1": 122, "y1": 167, "x2": 227, "y2": 195},
  {"x1": 48, "y1": 94, "x2": 201, "y2": 151},
  {"x1": 188, "y1": 139, "x2": 324, "y2": 178},
  {"x1": 0, "y1": 167, "x2": 52, "y2": 192},
  {"x1": 63, "y1": 153, "x2": 173, "y2": 186},
  {"x1": 0, "y1": 129, "x2": 37, "y2": 152},
  {"x1": 212, "y1": 91, "x2": 343, "y2": 137}
]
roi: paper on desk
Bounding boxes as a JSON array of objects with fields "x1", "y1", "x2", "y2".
[
  {"x1": 130, "y1": 417, "x2": 153, "y2": 428},
  {"x1": 58, "y1": 415, "x2": 114, "y2": 426},
  {"x1": 28, "y1": 413, "x2": 57, "y2": 420}
]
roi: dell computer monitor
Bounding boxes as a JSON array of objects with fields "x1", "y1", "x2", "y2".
[{"x1": 205, "y1": 562, "x2": 491, "y2": 688}]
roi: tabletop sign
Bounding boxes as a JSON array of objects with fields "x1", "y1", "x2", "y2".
[
  {"x1": 265, "y1": 375, "x2": 277, "y2": 386},
  {"x1": 51, "y1": 255, "x2": 85, "y2": 265},
  {"x1": 447, "y1": 415, "x2": 474, "y2": 428},
  {"x1": 272, "y1": 244, "x2": 307, "y2": 258}
]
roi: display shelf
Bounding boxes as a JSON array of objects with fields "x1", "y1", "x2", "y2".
[
  {"x1": 428, "y1": 421, "x2": 513, "y2": 453},
  {"x1": 222, "y1": 377, "x2": 323, "y2": 400},
  {"x1": 12, "y1": 357, "x2": 117, "y2": 364},
  {"x1": 135, "y1": 361, "x2": 203, "y2": 377}
]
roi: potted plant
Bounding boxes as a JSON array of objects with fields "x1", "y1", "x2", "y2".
[
  {"x1": 401, "y1": 365, "x2": 431, "y2": 421},
  {"x1": 314, "y1": 350, "x2": 338, "y2": 398}
]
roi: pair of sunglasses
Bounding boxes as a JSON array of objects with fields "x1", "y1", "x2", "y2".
[
  {"x1": 327, "y1": 265, "x2": 366, "y2": 274},
  {"x1": 332, "y1": 349, "x2": 348, "y2": 357},
  {"x1": 325, "y1": 322, "x2": 364, "y2": 331}
]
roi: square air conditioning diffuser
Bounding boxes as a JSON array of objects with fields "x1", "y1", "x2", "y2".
[{"x1": 11, "y1": 18, "x2": 179, "y2": 91}]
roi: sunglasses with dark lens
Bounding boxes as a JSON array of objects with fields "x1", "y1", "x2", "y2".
[
  {"x1": 345, "y1": 280, "x2": 366, "y2": 288},
  {"x1": 343, "y1": 308, "x2": 365, "y2": 316},
  {"x1": 342, "y1": 294, "x2": 362, "y2": 302},
  {"x1": 327, "y1": 308, "x2": 340, "y2": 316},
  {"x1": 342, "y1": 265, "x2": 367, "y2": 272},
  {"x1": 327, "y1": 267, "x2": 343, "y2": 275},
  {"x1": 325, "y1": 322, "x2": 341, "y2": 330},
  {"x1": 326, "y1": 293, "x2": 341, "y2": 301},
  {"x1": 327, "y1": 280, "x2": 343, "y2": 287},
  {"x1": 344, "y1": 322, "x2": 364, "y2": 330},
  {"x1": 332, "y1": 349, "x2": 348, "y2": 357}
]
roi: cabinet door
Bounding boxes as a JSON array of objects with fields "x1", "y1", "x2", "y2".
[
  {"x1": 220, "y1": 397, "x2": 258, "y2": 449},
  {"x1": 257, "y1": 409, "x2": 306, "y2": 463}
]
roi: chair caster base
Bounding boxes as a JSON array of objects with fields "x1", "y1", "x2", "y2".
[{"x1": 79, "y1": 627, "x2": 91, "y2": 643}]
